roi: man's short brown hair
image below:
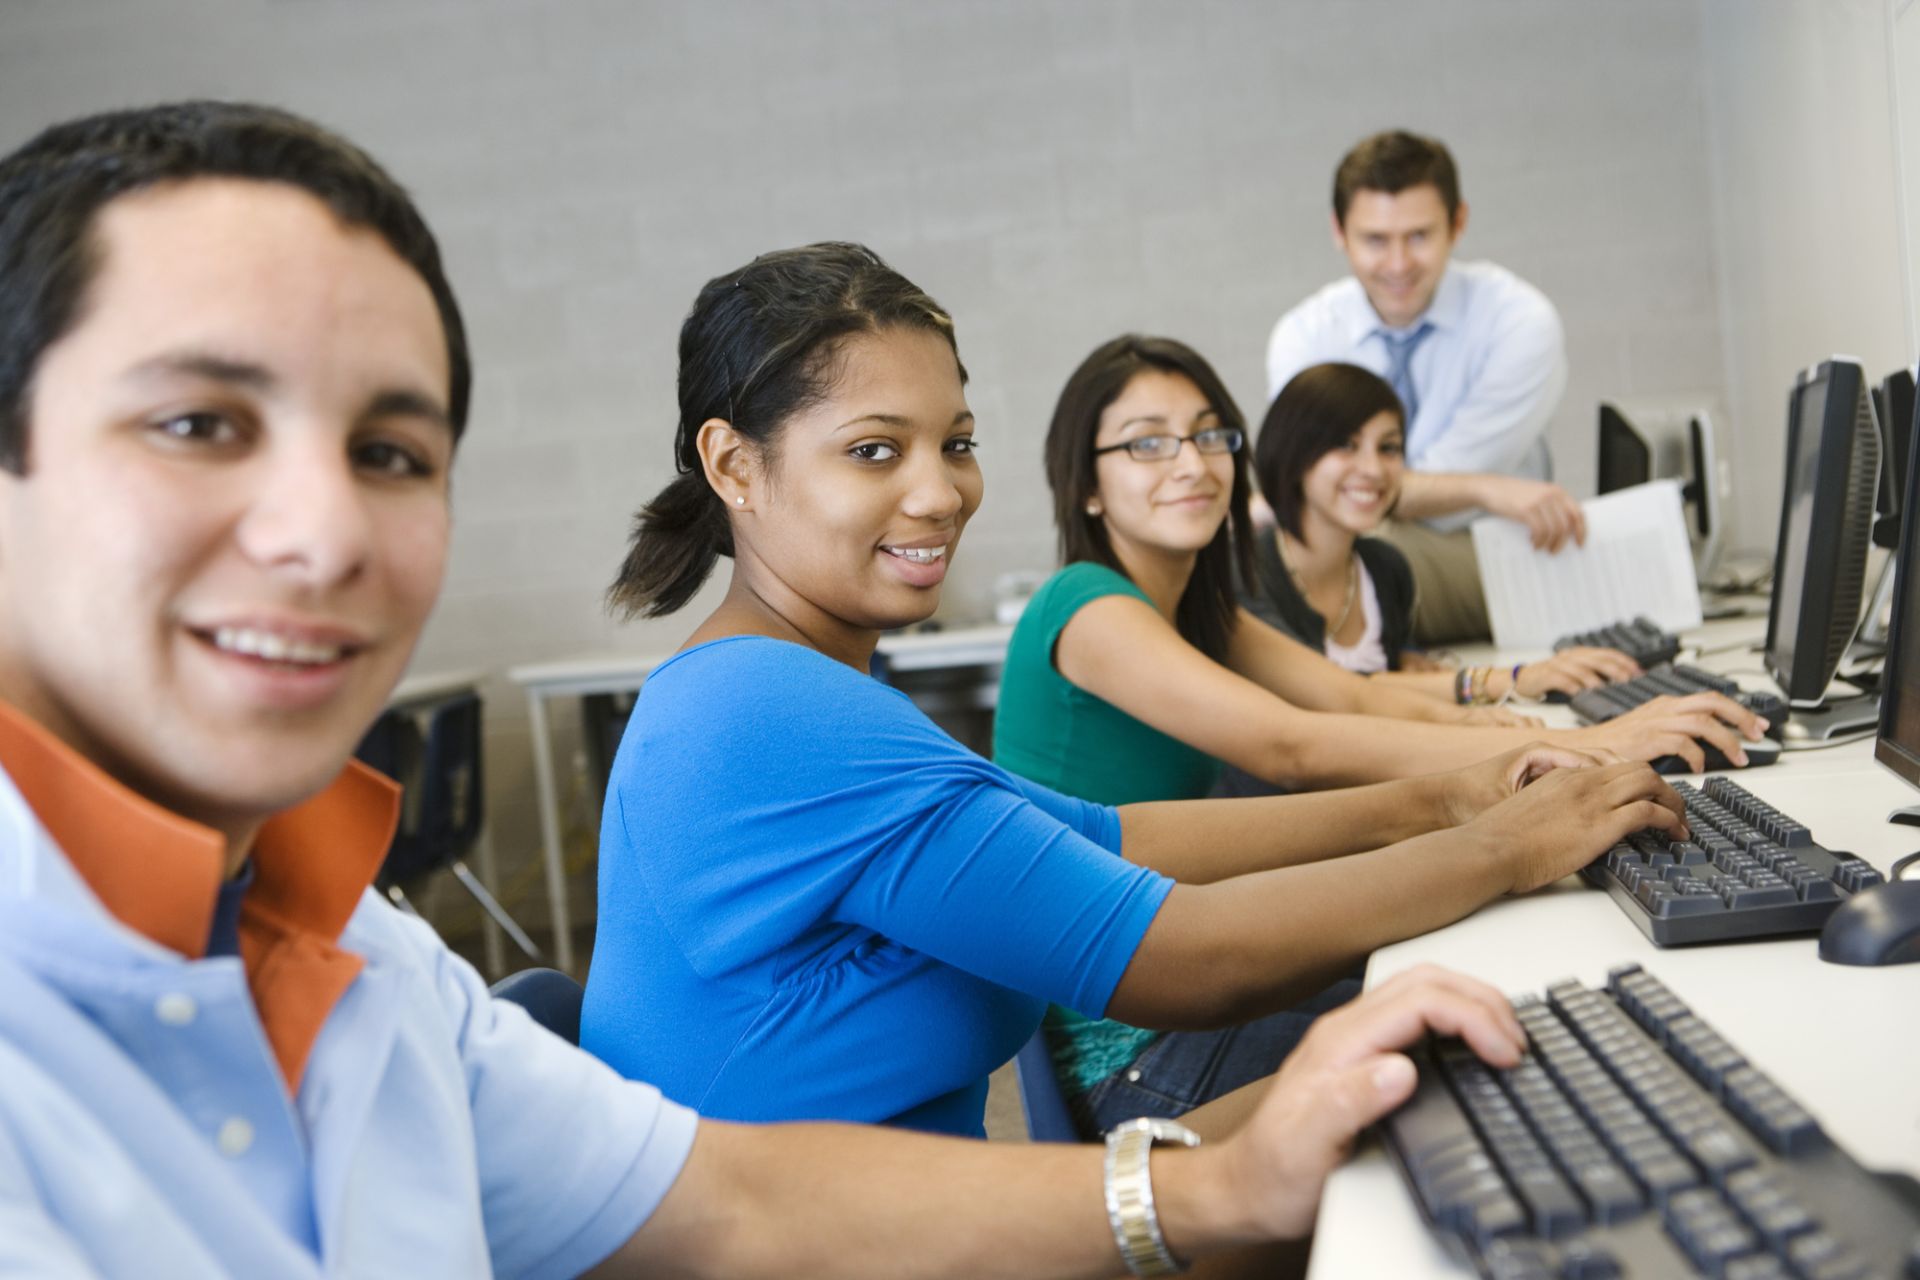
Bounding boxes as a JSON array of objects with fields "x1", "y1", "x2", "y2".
[{"x1": 1332, "y1": 129, "x2": 1461, "y2": 226}]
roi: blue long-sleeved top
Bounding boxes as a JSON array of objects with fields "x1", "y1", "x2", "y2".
[{"x1": 581, "y1": 637, "x2": 1172, "y2": 1136}]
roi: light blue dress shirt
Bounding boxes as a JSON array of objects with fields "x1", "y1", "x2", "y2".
[
  {"x1": 1264, "y1": 259, "x2": 1568, "y2": 531},
  {"x1": 0, "y1": 766, "x2": 699, "y2": 1279}
]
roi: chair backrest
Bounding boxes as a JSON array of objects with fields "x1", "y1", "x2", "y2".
[
  {"x1": 355, "y1": 706, "x2": 422, "y2": 794},
  {"x1": 417, "y1": 691, "x2": 484, "y2": 854},
  {"x1": 355, "y1": 691, "x2": 484, "y2": 889},
  {"x1": 1013, "y1": 1027, "x2": 1081, "y2": 1142},
  {"x1": 490, "y1": 967, "x2": 584, "y2": 1045}
]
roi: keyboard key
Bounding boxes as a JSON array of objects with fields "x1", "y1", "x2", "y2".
[
  {"x1": 1725, "y1": 884, "x2": 1800, "y2": 909},
  {"x1": 1724, "y1": 1257, "x2": 1792, "y2": 1279},
  {"x1": 1787, "y1": 1230, "x2": 1872, "y2": 1279}
]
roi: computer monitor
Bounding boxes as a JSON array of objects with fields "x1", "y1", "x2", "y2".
[
  {"x1": 1856, "y1": 367, "x2": 1916, "y2": 648},
  {"x1": 1595, "y1": 399, "x2": 1727, "y2": 576},
  {"x1": 1764, "y1": 357, "x2": 1882, "y2": 740},
  {"x1": 1875, "y1": 377, "x2": 1920, "y2": 817},
  {"x1": 1870, "y1": 367, "x2": 1915, "y2": 547}
]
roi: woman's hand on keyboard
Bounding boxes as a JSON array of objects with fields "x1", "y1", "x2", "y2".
[
  {"x1": 1468, "y1": 760, "x2": 1688, "y2": 893},
  {"x1": 1516, "y1": 645, "x2": 1642, "y2": 698},
  {"x1": 1571, "y1": 691, "x2": 1769, "y2": 772},
  {"x1": 1211, "y1": 964, "x2": 1525, "y2": 1239},
  {"x1": 1440, "y1": 740, "x2": 1613, "y2": 826}
]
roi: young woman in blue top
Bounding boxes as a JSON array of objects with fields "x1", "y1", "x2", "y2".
[
  {"x1": 579, "y1": 243, "x2": 1689, "y2": 1141},
  {"x1": 1246, "y1": 362, "x2": 1637, "y2": 694}
]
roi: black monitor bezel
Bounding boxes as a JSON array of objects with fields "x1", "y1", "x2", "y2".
[
  {"x1": 1879, "y1": 368, "x2": 1915, "y2": 523},
  {"x1": 1763, "y1": 359, "x2": 1878, "y2": 704},
  {"x1": 1596, "y1": 403, "x2": 1652, "y2": 494},
  {"x1": 1876, "y1": 368, "x2": 1920, "y2": 789}
]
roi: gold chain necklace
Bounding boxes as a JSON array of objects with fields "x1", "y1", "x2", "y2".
[{"x1": 1277, "y1": 533, "x2": 1359, "y2": 639}]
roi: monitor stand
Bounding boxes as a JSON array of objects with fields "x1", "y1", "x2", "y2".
[
  {"x1": 1780, "y1": 690, "x2": 1882, "y2": 746},
  {"x1": 1853, "y1": 551, "x2": 1899, "y2": 651}
]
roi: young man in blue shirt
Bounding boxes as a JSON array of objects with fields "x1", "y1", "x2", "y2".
[
  {"x1": 0, "y1": 101, "x2": 1537, "y2": 1278},
  {"x1": 1266, "y1": 129, "x2": 1586, "y2": 643}
]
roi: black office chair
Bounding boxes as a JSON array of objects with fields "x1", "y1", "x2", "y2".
[
  {"x1": 489, "y1": 967, "x2": 584, "y2": 1044},
  {"x1": 357, "y1": 692, "x2": 541, "y2": 962}
]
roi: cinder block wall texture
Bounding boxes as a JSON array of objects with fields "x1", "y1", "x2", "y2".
[{"x1": 0, "y1": 0, "x2": 1731, "y2": 933}]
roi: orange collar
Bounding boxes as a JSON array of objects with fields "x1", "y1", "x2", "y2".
[
  {"x1": 0, "y1": 699, "x2": 398, "y2": 957},
  {"x1": 0, "y1": 698, "x2": 402, "y2": 1089}
]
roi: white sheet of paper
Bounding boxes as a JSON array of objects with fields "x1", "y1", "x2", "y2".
[{"x1": 1470, "y1": 480, "x2": 1704, "y2": 650}]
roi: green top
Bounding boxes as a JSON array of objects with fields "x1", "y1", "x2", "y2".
[
  {"x1": 994, "y1": 562, "x2": 1223, "y2": 806},
  {"x1": 992, "y1": 561, "x2": 1224, "y2": 1097}
]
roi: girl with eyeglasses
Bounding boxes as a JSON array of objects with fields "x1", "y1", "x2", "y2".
[
  {"x1": 992, "y1": 336, "x2": 1767, "y2": 1131},
  {"x1": 581, "y1": 246, "x2": 1691, "y2": 1144},
  {"x1": 1246, "y1": 362, "x2": 1635, "y2": 697}
]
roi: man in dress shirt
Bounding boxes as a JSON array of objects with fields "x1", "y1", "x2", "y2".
[
  {"x1": 0, "y1": 100, "x2": 1534, "y2": 1278},
  {"x1": 1266, "y1": 129, "x2": 1585, "y2": 643}
]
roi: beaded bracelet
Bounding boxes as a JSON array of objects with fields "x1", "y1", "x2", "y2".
[{"x1": 1497, "y1": 663, "x2": 1525, "y2": 706}]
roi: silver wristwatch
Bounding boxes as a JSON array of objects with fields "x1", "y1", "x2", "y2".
[{"x1": 1102, "y1": 1117, "x2": 1202, "y2": 1277}]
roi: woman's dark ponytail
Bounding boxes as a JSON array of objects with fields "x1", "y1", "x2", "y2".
[
  {"x1": 607, "y1": 470, "x2": 730, "y2": 619},
  {"x1": 608, "y1": 241, "x2": 963, "y2": 619}
]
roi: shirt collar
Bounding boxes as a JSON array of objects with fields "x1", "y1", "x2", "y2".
[
  {"x1": 0, "y1": 698, "x2": 398, "y2": 958},
  {"x1": 1415, "y1": 262, "x2": 1467, "y2": 333},
  {"x1": 1345, "y1": 261, "x2": 1467, "y2": 343}
]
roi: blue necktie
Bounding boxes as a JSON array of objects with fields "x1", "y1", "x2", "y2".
[{"x1": 1380, "y1": 322, "x2": 1433, "y2": 425}]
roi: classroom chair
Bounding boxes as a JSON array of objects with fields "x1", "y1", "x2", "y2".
[
  {"x1": 490, "y1": 967, "x2": 585, "y2": 1045},
  {"x1": 358, "y1": 691, "x2": 542, "y2": 963},
  {"x1": 1013, "y1": 1028, "x2": 1081, "y2": 1142}
]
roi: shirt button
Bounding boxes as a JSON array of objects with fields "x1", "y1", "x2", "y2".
[
  {"x1": 154, "y1": 993, "x2": 197, "y2": 1026},
  {"x1": 1126, "y1": 1069, "x2": 1143, "y2": 1083},
  {"x1": 215, "y1": 1117, "x2": 254, "y2": 1157}
]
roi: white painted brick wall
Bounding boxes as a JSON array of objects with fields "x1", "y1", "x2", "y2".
[{"x1": 0, "y1": 0, "x2": 1742, "y2": 932}]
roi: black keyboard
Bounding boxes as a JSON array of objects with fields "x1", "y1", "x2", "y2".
[
  {"x1": 1582, "y1": 778, "x2": 1884, "y2": 947},
  {"x1": 1568, "y1": 664, "x2": 1790, "y2": 774},
  {"x1": 1383, "y1": 964, "x2": 1920, "y2": 1278},
  {"x1": 1555, "y1": 617, "x2": 1681, "y2": 669}
]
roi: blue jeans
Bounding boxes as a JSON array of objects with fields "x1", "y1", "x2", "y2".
[{"x1": 1072, "y1": 978, "x2": 1363, "y2": 1140}]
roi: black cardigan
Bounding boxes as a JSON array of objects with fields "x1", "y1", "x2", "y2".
[{"x1": 1238, "y1": 531, "x2": 1416, "y2": 670}]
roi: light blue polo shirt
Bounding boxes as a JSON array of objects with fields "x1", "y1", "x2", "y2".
[{"x1": 0, "y1": 748, "x2": 698, "y2": 1278}]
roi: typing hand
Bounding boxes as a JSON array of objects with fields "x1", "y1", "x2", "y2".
[
  {"x1": 1441, "y1": 740, "x2": 1606, "y2": 826},
  {"x1": 1468, "y1": 760, "x2": 1687, "y2": 894},
  {"x1": 1479, "y1": 476, "x2": 1587, "y2": 552},
  {"x1": 1205, "y1": 966, "x2": 1524, "y2": 1241},
  {"x1": 1516, "y1": 646, "x2": 1641, "y2": 698},
  {"x1": 1582, "y1": 691, "x2": 1769, "y2": 772}
]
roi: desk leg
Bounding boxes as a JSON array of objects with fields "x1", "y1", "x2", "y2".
[
  {"x1": 526, "y1": 690, "x2": 574, "y2": 973},
  {"x1": 473, "y1": 822, "x2": 506, "y2": 979}
]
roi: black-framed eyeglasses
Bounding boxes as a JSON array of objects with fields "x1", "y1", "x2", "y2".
[{"x1": 1092, "y1": 426, "x2": 1244, "y2": 463}]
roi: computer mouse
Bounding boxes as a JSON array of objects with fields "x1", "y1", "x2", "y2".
[{"x1": 1818, "y1": 878, "x2": 1920, "y2": 966}]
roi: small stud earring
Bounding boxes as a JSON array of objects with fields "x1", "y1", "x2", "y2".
[
  {"x1": 1085, "y1": 501, "x2": 1102, "y2": 516},
  {"x1": 735, "y1": 496, "x2": 745, "y2": 506}
]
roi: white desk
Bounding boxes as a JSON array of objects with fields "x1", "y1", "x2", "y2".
[
  {"x1": 507, "y1": 624, "x2": 1014, "y2": 971},
  {"x1": 1307, "y1": 626, "x2": 1920, "y2": 1276}
]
